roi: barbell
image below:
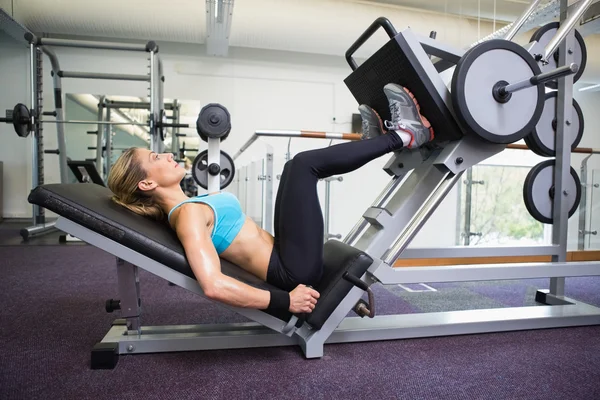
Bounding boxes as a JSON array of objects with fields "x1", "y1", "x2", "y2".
[{"x1": 1, "y1": 103, "x2": 232, "y2": 142}]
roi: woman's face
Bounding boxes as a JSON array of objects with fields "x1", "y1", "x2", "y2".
[{"x1": 135, "y1": 148, "x2": 186, "y2": 192}]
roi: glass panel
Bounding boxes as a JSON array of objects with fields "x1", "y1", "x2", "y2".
[
  {"x1": 587, "y1": 169, "x2": 600, "y2": 249},
  {"x1": 459, "y1": 165, "x2": 545, "y2": 246}
]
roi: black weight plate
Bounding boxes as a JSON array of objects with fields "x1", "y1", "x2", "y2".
[
  {"x1": 529, "y1": 92, "x2": 585, "y2": 157},
  {"x1": 196, "y1": 103, "x2": 231, "y2": 141},
  {"x1": 159, "y1": 109, "x2": 166, "y2": 141},
  {"x1": 523, "y1": 159, "x2": 581, "y2": 224},
  {"x1": 451, "y1": 39, "x2": 544, "y2": 144},
  {"x1": 523, "y1": 133, "x2": 547, "y2": 157},
  {"x1": 192, "y1": 149, "x2": 236, "y2": 190},
  {"x1": 530, "y1": 22, "x2": 587, "y2": 89},
  {"x1": 13, "y1": 103, "x2": 32, "y2": 137}
]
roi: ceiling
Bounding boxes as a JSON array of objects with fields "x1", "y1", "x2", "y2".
[{"x1": 369, "y1": 0, "x2": 537, "y2": 22}]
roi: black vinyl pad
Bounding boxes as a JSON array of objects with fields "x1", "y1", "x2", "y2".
[
  {"x1": 344, "y1": 34, "x2": 463, "y2": 143},
  {"x1": 28, "y1": 183, "x2": 373, "y2": 328}
]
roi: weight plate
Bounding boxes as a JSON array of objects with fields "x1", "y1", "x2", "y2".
[
  {"x1": 528, "y1": 92, "x2": 584, "y2": 157},
  {"x1": 196, "y1": 103, "x2": 231, "y2": 141},
  {"x1": 523, "y1": 159, "x2": 581, "y2": 224},
  {"x1": 523, "y1": 133, "x2": 547, "y2": 157},
  {"x1": 13, "y1": 103, "x2": 32, "y2": 138},
  {"x1": 529, "y1": 22, "x2": 587, "y2": 89},
  {"x1": 451, "y1": 39, "x2": 544, "y2": 144},
  {"x1": 192, "y1": 149, "x2": 235, "y2": 190},
  {"x1": 159, "y1": 109, "x2": 166, "y2": 142}
]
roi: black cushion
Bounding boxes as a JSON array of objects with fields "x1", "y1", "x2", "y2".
[
  {"x1": 306, "y1": 240, "x2": 373, "y2": 330},
  {"x1": 344, "y1": 33, "x2": 463, "y2": 143},
  {"x1": 29, "y1": 184, "x2": 373, "y2": 329},
  {"x1": 28, "y1": 183, "x2": 292, "y2": 321}
]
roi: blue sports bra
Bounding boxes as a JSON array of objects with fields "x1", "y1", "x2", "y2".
[{"x1": 167, "y1": 192, "x2": 246, "y2": 254}]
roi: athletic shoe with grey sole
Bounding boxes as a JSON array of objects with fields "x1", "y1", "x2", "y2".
[
  {"x1": 358, "y1": 104, "x2": 385, "y2": 140},
  {"x1": 383, "y1": 84, "x2": 433, "y2": 149}
]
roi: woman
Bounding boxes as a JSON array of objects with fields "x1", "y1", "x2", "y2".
[{"x1": 107, "y1": 85, "x2": 433, "y2": 315}]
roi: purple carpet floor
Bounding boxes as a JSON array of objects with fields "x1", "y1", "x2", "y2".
[{"x1": 1, "y1": 245, "x2": 600, "y2": 400}]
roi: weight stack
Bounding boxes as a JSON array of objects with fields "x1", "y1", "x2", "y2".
[{"x1": 344, "y1": 32, "x2": 463, "y2": 143}]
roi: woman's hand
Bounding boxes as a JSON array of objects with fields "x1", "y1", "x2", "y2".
[{"x1": 289, "y1": 284, "x2": 320, "y2": 313}]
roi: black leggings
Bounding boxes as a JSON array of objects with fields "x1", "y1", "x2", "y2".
[{"x1": 266, "y1": 132, "x2": 404, "y2": 291}]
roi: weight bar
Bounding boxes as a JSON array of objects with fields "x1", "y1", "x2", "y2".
[
  {"x1": 493, "y1": 63, "x2": 578, "y2": 100},
  {"x1": 2, "y1": 103, "x2": 189, "y2": 138}
]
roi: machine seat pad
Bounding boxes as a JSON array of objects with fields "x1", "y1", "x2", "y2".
[
  {"x1": 28, "y1": 183, "x2": 293, "y2": 320},
  {"x1": 28, "y1": 184, "x2": 373, "y2": 327},
  {"x1": 306, "y1": 240, "x2": 373, "y2": 330}
]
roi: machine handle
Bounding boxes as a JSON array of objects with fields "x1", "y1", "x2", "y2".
[
  {"x1": 343, "y1": 272, "x2": 369, "y2": 291},
  {"x1": 345, "y1": 17, "x2": 398, "y2": 71}
]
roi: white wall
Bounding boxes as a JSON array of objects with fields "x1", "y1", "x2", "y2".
[{"x1": 0, "y1": 32, "x2": 31, "y2": 218}]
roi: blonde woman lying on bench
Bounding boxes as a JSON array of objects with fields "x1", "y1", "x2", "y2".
[{"x1": 107, "y1": 85, "x2": 433, "y2": 314}]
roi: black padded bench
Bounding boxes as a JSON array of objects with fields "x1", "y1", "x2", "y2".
[{"x1": 28, "y1": 183, "x2": 373, "y2": 330}]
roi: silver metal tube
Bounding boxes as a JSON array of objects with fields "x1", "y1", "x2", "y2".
[
  {"x1": 501, "y1": 63, "x2": 578, "y2": 94},
  {"x1": 550, "y1": 0, "x2": 575, "y2": 297},
  {"x1": 383, "y1": 171, "x2": 463, "y2": 265},
  {"x1": 38, "y1": 38, "x2": 147, "y2": 52},
  {"x1": 543, "y1": 0, "x2": 594, "y2": 62},
  {"x1": 96, "y1": 96, "x2": 105, "y2": 178},
  {"x1": 41, "y1": 120, "x2": 145, "y2": 126},
  {"x1": 58, "y1": 71, "x2": 150, "y2": 81},
  {"x1": 344, "y1": 176, "x2": 404, "y2": 245},
  {"x1": 256, "y1": 130, "x2": 302, "y2": 137},
  {"x1": 324, "y1": 180, "x2": 331, "y2": 242},
  {"x1": 29, "y1": 43, "x2": 38, "y2": 226},
  {"x1": 42, "y1": 46, "x2": 68, "y2": 184},
  {"x1": 233, "y1": 134, "x2": 259, "y2": 160},
  {"x1": 105, "y1": 101, "x2": 175, "y2": 110},
  {"x1": 578, "y1": 154, "x2": 593, "y2": 250},
  {"x1": 234, "y1": 129, "x2": 361, "y2": 160},
  {"x1": 503, "y1": 0, "x2": 545, "y2": 41},
  {"x1": 105, "y1": 107, "x2": 112, "y2": 176}
]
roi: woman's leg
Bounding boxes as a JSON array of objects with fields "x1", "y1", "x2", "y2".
[{"x1": 272, "y1": 132, "x2": 404, "y2": 287}]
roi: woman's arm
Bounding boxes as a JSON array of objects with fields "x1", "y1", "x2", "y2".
[
  {"x1": 174, "y1": 204, "x2": 320, "y2": 313},
  {"x1": 175, "y1": 204, "x2": 273, "y2": 309}
]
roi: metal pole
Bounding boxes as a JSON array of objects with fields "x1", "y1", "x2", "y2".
[
  {"x1": 43, "y1": 120, "x2": 146, "y2": 126},
  {"x1": 233, "y1": 130, "x2": 362, "y2": 160},
  {"x1": 42, "y1": 46, "x2": 69, "y2": 184},
  {"x1": 29, "y1": 43, "x2": 38, "y2": 226},
  {"x1": 57, "y1": 71, "x2": 150, "y2": 81},
  {"x1": 578, "y1": 154, "x2": 593, "y2": 250},
  {"x1": 500, "y1": 64, "x2": 578, "y2": 94},
  {"x1": 383, "y1": 171, "x2": 462, "y2": 265},
  {"x1": 38, "y1": 38, "x2": 148, "y2": 52},
  {"x1": 105, "y1": 108, "x2": 112, "y2": 177},
  {"x1": 503, "y1": 0, "x2": 545, "y2": 41},
  {"x1": 549, "y1": 0, "x2": 574, "y2": 297},
  {"x1": 543, "y1": 0, "x2": 593, "y2": 62},
  {"x1": 463, "y1": 169, "x2": 473, "y2": 246},
  {"x1": 96, "y1": 97, "x2": 105, "y2": 178},
  {"x1": 323, "y1": 176, "x2": 343, "y2": 241},
  {"x1": 324, "y1": 179, "x2": 331, "y2": 242},
  {"x1": 264, "y1": 148, "x2": 274, "y2": 234}
]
